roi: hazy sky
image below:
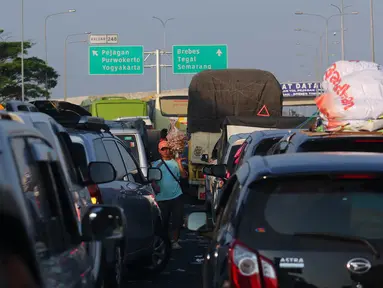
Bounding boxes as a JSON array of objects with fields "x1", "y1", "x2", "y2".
[{"x1": 1, "y1": 0, "x2": 382, "y2": 99}]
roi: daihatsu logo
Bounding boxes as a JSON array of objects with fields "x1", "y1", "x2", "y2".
[{"x1": 346, "y1": 258, "x2": 371, "y2": 274}]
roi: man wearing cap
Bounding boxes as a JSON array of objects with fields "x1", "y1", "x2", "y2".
[{"x1": 152, "y1": 140, "x2": 187, "y2": 249}]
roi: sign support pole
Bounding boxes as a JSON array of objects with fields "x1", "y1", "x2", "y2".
[
  {"x1": 64, "y1": 39, "x2": 67, "y2": 101},
  {"x1": 156, "y1": 49, "x2": 161, "y2": 94},
  {"x1": 143, "y1": 50, "x2": 171, "y2": 95}
]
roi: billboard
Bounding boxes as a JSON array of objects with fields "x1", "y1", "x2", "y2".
[{"x1": 281, "y1": 82, "x2": 323, "y2": 97}]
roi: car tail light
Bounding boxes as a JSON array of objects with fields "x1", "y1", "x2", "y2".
[
  {"x1": 229, "y1": 241, "x2": 277, "y2": 288},
  {"x1": 87, "y1": 184, "x2": 103, "y2": 204},
  {"x1": 354, "y1": 139, "x2": 383, "y2": 143},
  {"x1": 336, "y1": 174, "x2": 377, "y2": 179}
]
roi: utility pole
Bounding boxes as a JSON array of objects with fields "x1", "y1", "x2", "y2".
[
  {"x1": 64, "y1": 32, "x2": 90, "y2": 101},
  {"x1": 370, "y1": 0, "x2": 375, "y2": 62},
  {"x1": 21, "y1": 0, "x2": 25, "y2": 101},
  {"x1": 325, "y1": 20, "x2": 329, "y2": 67},
  {"x1": 156, "y1": 49, "x2": 161, "y2": 94},
  {"x1": 295, "y1": 10, "x2": 358, "y2": 66},
  {"x1": 152, "y1": 17, "x2": 175, "y2": 90},
  {"x1": 340, "y1": 0, "x2": 345, "y2": 60},
  {"x1": 44, "y1": 9, "x2": 76, "y2": 98}
]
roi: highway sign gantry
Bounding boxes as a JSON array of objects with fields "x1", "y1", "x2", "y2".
[
  {"x1": 172, "y1": 44, "x2": 228, "y2": 74},
  {"x1": 88, "y1": 45, "x2": 144, "y2": 75}
]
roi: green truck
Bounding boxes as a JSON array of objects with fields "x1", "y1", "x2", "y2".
[{"x1": 81, "y1": 96, "x2": 147, "y2": 120}]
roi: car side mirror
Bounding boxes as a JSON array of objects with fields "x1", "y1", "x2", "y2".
[
  {"x1": 186, "y1": 212, "x2": 213, "y2": 236},
  {"x1": 203, "y1": 164, "x2": 227, "y2": 178},
  {"x1": 88, "y1": 161, "x2": 116, "y2": 184},
  {"x1": 200, "y1": 154, "x2": 209, "y2": 162},
  {"x1": 147, "y1": 167, "x2": 162, "y2": 181},
  {"x1": 81, "y1": 205, "x2": 126, "y2": 241}
]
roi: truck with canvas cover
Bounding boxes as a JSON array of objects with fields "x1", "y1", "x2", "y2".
[
  {"x1": 187, "y1": 68, "x2": 284, "y2": 199},
  {"x1": 80, "y1": 96, "x2": 147, "y2": 120}
]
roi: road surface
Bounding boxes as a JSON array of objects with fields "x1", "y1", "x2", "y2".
[{"x1": 126, "y1": 199, "x2": 207, "y2": 287}]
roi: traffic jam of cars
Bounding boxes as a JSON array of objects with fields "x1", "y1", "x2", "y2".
[{"x1": 2, "y1": 62, "x2": 383, "y2": 288}]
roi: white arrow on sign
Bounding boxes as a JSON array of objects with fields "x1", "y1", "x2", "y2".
[
  {"x1": 92, "y1": 51, "x2": 99, "y2": 56},
  {"x1": 216, "y1": 49, "x2": 223, "y2": 56}
]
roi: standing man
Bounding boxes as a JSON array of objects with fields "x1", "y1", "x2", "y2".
[{"x1": 152, "y1": 141, "x2": 187, "y2": 249}]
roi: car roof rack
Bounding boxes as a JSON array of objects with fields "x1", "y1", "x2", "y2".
[
  {"x1": 26, "y1": 100, "x2": 109, "y2": 132},
  {"x1": 105, "y1": 120, "x2": 138, "y2": 130},
  {"x1": 52, "y1": 115, "x2": 109, "y2": 132},
  {"x1": 76, "y1": 116, "x2": 110, "y2": 132},
  {"x1": 106, "y1": 118, "x2": 147, "y2": 129}
]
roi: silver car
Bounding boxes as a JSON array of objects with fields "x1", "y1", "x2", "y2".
[{"x1": 110, "y1": 127, "x2": 149, "y2": 177}]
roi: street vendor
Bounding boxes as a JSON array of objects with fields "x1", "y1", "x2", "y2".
[{"x1": 151, "y1": 141, "x2": 187, "y2": 250}]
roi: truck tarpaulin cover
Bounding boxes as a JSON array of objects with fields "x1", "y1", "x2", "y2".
[
  {"x1": 215, "y1": 116, "x2": 315, "y2": 161},
  {"x1": 187, "y1": 69, "x2": 283, "y2": 133}
]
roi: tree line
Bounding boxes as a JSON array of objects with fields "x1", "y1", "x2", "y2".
[{"x1": 0, "y1": 29, "x2": 59, "y2": 101}]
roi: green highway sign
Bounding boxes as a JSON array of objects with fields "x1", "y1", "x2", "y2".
[
  {"x1": 89, "y1": 45, "x2": 144, "y2": 75},
  {"x1": 172, "y1": 44, "x2": 228, "y2": 74}
]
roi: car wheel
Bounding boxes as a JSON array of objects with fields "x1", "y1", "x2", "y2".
[
  {"x1": 103, "y1": 245, "x2": 124, "y2": 288},
  {"x1": 143, "y1": 231, "x2": 171, "y2": 275}
]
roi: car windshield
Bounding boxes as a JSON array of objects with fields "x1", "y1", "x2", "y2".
[
  {"x1": 282, "y1": 104, "x2": 317, "y2": 117},
  {"x1": 159, "y1": 96, "x2": 188, "y2": 117},
  {"x1": 239, "y1": 176, "x2": 383, "y2": 250},
  {"x1": 298, "y1": 138, "x2": 383, "y2": 153}
]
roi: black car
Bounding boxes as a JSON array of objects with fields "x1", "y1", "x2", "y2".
[
  {"x1": 6, "y1": 110, "x2": 118, "y2": 287},
  {"x1": 67, "y1": 116, "x2": 171, "y2": 275},
  {"x1": 187, "y1": 152, "x2": 383, "y2": 288},
  {"x1": 232, "y1": 129, "x2": 299, "y2": 171},
  {"x1": 267, "y1": 129, "x2": 383, "y2": 155},
  {"x1": 0, "y1": 112, "x2": 126, "y2": 287},
  {"x1": 204, "y1": 129, "x2": 297, "y2": 222},
  {"x1": 5, "y1": 100, "x2": 39, "y2": 112},
  {"x1": 17, "y1": 101, "x2": 171, "y2": 276}
]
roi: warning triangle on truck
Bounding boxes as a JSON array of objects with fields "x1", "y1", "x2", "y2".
[{"x1": 257, "y1": 105, "x2": 270, "y2": 117}]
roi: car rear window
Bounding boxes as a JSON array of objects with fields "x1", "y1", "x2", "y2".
[
  {"x1": 298, "y1": 138, "x2": 383, "y2": 153},
  {"x1": 116, "y1": 134, "x2": 139, "y2": 162},
  {"x1": 253, "y1": 137, "x2": 282, "y2": 155},
  {"x1": 226, "y1": 144, "x2": 241, "y2": 174},
  {"x1": 239, "y1": 176, "x2": 383, "y2": 250},
  {"x1": 71, "y1": 142, "x2": 88, "y2": 179}
]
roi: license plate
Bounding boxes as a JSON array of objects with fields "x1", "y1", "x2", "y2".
[{"x1": 198, "y1": 186, "x2": 206, "y2": 200}]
